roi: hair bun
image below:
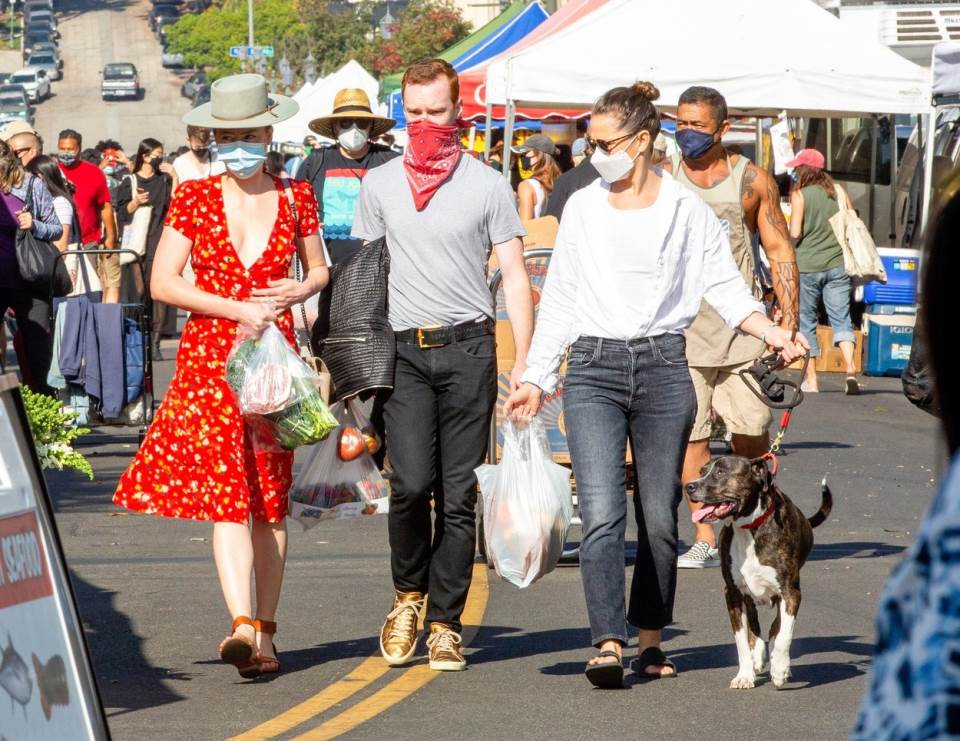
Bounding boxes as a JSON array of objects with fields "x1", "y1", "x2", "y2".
[{"x1": 632, "y1": 81, "x2": 660, "y2": 102}]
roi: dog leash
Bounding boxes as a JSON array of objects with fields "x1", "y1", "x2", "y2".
[{"x1": 739, "y1": 343, "x2": 810, "y2": 460}]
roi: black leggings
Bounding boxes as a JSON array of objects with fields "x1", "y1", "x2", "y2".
[{"x1": 2, "y1": 288, "x2": 53, "y2": 395}]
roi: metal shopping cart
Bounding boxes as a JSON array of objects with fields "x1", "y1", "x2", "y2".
[{"x1": 50, "y1": 248, "x2": 155, "y2": 445}]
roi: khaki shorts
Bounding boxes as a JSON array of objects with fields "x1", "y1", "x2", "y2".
[
  {"x1": 689, "y1": 359, "x2": 772, "y2": 440},
  {"x1": 95, "y1": 245, "x2": 121, "y2": 289}
]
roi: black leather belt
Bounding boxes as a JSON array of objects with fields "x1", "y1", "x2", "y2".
[{"x1": 395, "y1": 318, "x2": 495, "y2": 349}]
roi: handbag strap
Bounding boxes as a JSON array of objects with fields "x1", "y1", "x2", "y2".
[
  {"x1": 834, "y1": 183, "x2": 848, "y2": 213},
  {"x1": 281, "y1": 178, "x2": 310, "y2": 334}
]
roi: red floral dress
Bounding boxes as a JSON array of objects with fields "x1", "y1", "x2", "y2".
[{"x1": 114, "y1": 175, "x2": 320, "y2": 523}]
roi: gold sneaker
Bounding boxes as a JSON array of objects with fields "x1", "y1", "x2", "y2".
[
  {"x1": 426, "y1": 623, "x2": 466, "y2": 672},
  {"x1": 379, "y1": 591, "x2": 425, "y2": 666}
]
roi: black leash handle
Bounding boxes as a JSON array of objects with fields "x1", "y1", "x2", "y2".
[{"x1": 738, "y1": 352, "x2": 809, "y2": 410}]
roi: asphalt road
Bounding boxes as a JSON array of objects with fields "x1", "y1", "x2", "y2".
[
  {"x1": 26, "y1": 0, "x2": 191, "y2": 155},
  {"x1": 42, "y1": 358, "x2": 940, "y2": 740}
]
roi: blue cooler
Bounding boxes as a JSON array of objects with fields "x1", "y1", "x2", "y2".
[
  {"x1": 862, "y1": 247, "x2": 920, "y2": 306},
  {"x1": 863, "y1": 313, "x2": 916, "y2": 377}
]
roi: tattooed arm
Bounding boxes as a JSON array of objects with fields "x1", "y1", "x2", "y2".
[{"x1": 751, "y1": 165, "x2": 799, "y2": 331}]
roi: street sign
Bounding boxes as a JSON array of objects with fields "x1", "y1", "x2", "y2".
[{"x1": 229, "y1": 45, "x2": 275, "y2": 60}]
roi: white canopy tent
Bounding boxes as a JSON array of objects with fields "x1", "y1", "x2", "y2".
[
  {"x1": 487, "y1": 0, "x2": 929, "y2": 118},
  {"x1": 273, "y1": 60, "x2": 379, "y2": 144}
]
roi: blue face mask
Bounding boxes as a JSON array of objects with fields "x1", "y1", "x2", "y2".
[
  {"x1": 216, "y1": 141, "x2": 266, "y2": 179},
  {"x1": 676, "y1": 128, "x2": 717, "y2": 160}
]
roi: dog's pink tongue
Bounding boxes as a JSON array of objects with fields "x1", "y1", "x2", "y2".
[{"x1": 692, "y1": 505, "x2": 716, "y2": 524}]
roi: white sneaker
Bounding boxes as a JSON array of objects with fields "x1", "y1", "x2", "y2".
[{"x1": 677, "y1": 541, "x2": 720, "y2": 568}]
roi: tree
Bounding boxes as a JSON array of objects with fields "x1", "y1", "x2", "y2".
[
  {"x1": 167, "y1": 0, "x2": 304, "y2": 79},
  {"x1": 363, "y1": 0, "x2": 471, "y2": 77},
  {"x1": 287, "y1": 0, "x2": 377, "y2": 78}
]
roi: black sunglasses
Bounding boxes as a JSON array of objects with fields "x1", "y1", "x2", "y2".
[{"x1": 586, "y1": 131, "x2": 637, "y2": 154}]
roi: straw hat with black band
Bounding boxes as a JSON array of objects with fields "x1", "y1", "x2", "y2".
[
  {"x1": 183, "y1": 73, "x2": 298, "y2": 129},
  {"x1": 309, "y1": 88, "x2": 395, "y2": 140}
]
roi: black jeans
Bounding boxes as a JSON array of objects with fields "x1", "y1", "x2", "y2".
[
  {"x1": 383, "y1": 333, "x2": 497, "y2": 633},
  {"x1": 563, "y1": 334, "x2": 696, "y2": 644},
  {"x1": 2, "y1": 287, "x2": 53, "y2": 396}
]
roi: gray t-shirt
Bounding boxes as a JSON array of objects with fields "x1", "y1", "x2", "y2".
[{"x1": 352, "y1": 154, "x2": 525, "y2": 331}]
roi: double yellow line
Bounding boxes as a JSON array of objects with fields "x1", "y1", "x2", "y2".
[{"x1": 231, "y1": 563, "x2": 490, "y2": 740}]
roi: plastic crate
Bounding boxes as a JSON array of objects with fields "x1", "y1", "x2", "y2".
[
  {"x1": 863, "y1": 313, "x2": 915, "y2": 377},
  {"x1": 862, "y1": 247, "x2": 919, "y2": 306}
]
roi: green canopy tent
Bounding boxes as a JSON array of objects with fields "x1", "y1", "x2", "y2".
[{"x1": 379, "y1": 0, "x2": 528, "y2": 98}]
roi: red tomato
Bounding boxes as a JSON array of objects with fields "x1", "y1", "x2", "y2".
[{"x1": 338, "y1": 427, "x2": 366, "y2": 461}]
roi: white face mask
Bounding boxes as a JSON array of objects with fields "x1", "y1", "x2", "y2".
[
  {"x1": 590, "y1": 135, "x2": 641, "y2": 184},
  {"x1": 338, "y1": 125, "x2": 369, "y2": 152}
]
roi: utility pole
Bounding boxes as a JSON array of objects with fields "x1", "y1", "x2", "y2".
[{"x1": 247, "y1": 0, "x2": 254, "y2": 47}]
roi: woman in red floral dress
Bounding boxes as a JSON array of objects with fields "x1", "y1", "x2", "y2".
[{"x1": 114, "y1": 75, "x2": 329, "y2": 678}]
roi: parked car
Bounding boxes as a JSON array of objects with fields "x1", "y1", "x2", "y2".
[
  {"x1": 9, "y1": 68, "x2": 50, "y2": 103},
  {"x1": 26, "y1": 52, "x2": 60, "y2": 81},
  {"x1": 31, "y1": 41, "x2": 62, "y2": 69},
  {"x1": 23, "y1": 0, "x2": 55, "y2": 11},
  {"x1": 191, "y1": 85, "x2": 210, "y2": 107},
  {"x1": 149, "y1": 4, "x2": 180, "y2": 31},
  {"x1": 0, "y1": 85, "x2": 30, "y2": 108},
  {"x1": 156, "y1": 15, "x2": 180, "y2": 41},
  {"x1": 161, "y1": 42, "x2": 184, "y2": 69},
  {"x1": 23, "y1": 28, "x2": 55, "y2": 58},
  {"x1": 0, "y1": 94, "x2": 34, "y2": 127},
  {"x1": 101, "y1": 63, "x2": 140, "y2": 100},
  {"x1": 26, "y1": 10, "x2": 58, "y2": 32},
  {"x1": 24, "y1": 19, "x2": 59, "y2": 42},
  {"x1": 180, "y1": 70, "x2": 207, "y2": 99}
]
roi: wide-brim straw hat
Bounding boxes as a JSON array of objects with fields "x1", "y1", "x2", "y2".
[
  {"x1": 183, "y1": 73, "x2": 298, "y2": 129},
  {"x1": 309, "y1": 88, "x2": 395, "y2": 140}
]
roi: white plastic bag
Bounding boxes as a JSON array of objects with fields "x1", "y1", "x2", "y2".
[
  {"x1": 288, "y1": 401, "x2": 389, "y2": 529},
  {"x1": 475, "y1": 418, "x2": 573, "y2": 588}
]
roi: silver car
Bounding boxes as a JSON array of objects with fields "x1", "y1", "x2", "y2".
[{"x1": 26, "y1": 52, "x2": 60, "y2": 81}]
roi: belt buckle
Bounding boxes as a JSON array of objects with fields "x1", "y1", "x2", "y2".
[{"x1": 416, "y1": 325, "x2": 444, "y2": 349}]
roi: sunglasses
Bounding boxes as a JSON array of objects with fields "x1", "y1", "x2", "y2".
[
  {"x1": 586, "y1": 132, "x2": 637, "y2": 154},
  {"x1": 337, "y1": 119, "x2": 372, "y2": 130}
]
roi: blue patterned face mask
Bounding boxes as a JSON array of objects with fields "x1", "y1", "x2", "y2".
[{"x1": 217, "y1": 141, "x2": 266, "y2": 179}]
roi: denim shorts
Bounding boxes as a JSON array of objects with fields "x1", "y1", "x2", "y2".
[{"x1": 799, "y1": 265, "x2": 855, "y2": 357}]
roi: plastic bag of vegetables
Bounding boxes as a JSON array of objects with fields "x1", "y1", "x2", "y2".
[
  {"x1": 288, "y1": 401, "x2": 389, "y2": 528},
  {"x1": 226, "y1": 323, "x2": 338, "y2": 450}
]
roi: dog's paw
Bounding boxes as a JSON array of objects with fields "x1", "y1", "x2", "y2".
[
  {"x1": 770, "y1": 659, "x2": 791, "y2": 688},
  {"x1": 729, "y1": 673, "x2": 756, "y2": 689},
  {"x1": 751, "y1": 640, "x2": 768, "y2": 675}
]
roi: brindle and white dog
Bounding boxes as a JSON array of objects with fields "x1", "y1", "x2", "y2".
[{"x1": 685, "y1": 455, "x2": 832, "y2": 689}]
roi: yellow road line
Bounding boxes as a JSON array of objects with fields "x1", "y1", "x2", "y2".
[
  {"x1": 290, "y1": 564, "x2": 490, "y2": 741},
  {"x1": 230, "y1": 563, "x2": 490, "y2": 741},
  {"x1": 229, "y1": 659, "x2": 392, "y2": 741}
]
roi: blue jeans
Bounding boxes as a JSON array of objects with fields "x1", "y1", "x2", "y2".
[
  {"x1": 563, "y1": 334, "x2": 696, "y2": 645},
  {"x1": 799, "y1": 265, "x2": 856, "y2": 357}
]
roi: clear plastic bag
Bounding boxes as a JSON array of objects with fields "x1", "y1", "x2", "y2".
[
  {"x1": 288, "y1": 401, "x2": 390, "y2": 529},
  {"x1": 225, "y1": 323, "x2": 338, "y2": 450},
  {"x1": 475, "y1": 418, "x2": 573, "y2": 588}
]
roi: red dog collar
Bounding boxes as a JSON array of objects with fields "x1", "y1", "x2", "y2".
[{"x1": 739, "y1": 501, "x2": 776, "y2": 530}]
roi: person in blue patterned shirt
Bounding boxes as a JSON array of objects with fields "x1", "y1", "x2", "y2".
[{"x1": 853, "y1": 185, "x2": 960, "y2": 739}]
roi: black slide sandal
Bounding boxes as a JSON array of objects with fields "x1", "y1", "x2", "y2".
[
  {"x1": 585, "y1": 650, "x2": 624, "y2": 689},
  {"x1": 631, "y1": 646, "x2": 679, "y2": 682}
]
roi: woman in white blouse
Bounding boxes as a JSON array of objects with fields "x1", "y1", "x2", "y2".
[{"x1": 505, "y1": 81, "x2": 808, "y2": 689}]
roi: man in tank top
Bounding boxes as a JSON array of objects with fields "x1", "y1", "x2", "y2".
[{"x1": 663, "y1": 86, "x2": 802, "y2": 568}]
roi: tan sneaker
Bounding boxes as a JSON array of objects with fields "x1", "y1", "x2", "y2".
[
  {"x1": 426, "y1": 623, "x2": 466, "y2": 672},
  {"x1": 379, "y1": 591, "x2": 425, "y2": 666}
]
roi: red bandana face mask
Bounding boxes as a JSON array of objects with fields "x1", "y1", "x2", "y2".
[{"x1": 403, "y1": 119, "x2": 462, "y2": 211}]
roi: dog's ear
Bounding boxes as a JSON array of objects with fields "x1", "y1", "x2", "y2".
[{"x1": 751, "y1": 458, "x2": 773, "y2": 490}]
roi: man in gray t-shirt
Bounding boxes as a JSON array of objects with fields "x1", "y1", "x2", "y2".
[{"x1": 352, "y1": 59, "x2": 533, "y2": 673}]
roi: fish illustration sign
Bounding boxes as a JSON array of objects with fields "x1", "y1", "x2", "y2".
[{"x1": 0, "y1": 374, "x2": 108, "y2": 739}]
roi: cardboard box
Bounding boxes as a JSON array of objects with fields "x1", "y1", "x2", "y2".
[{"x1": 790, "y1": 325, "x2": 863, "y2": 373}]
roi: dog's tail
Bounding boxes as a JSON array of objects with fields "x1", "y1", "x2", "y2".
[{"x1": 807, "y1": 477, "x2": 833, "y2": 529}]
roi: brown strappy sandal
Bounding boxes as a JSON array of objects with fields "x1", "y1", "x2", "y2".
[
  {"x1": 254, "y1": 618, "x2": 280, "y2": 675},
  {"x1": 218, "y1": 616, "x2": 261, "y2": 679}
]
